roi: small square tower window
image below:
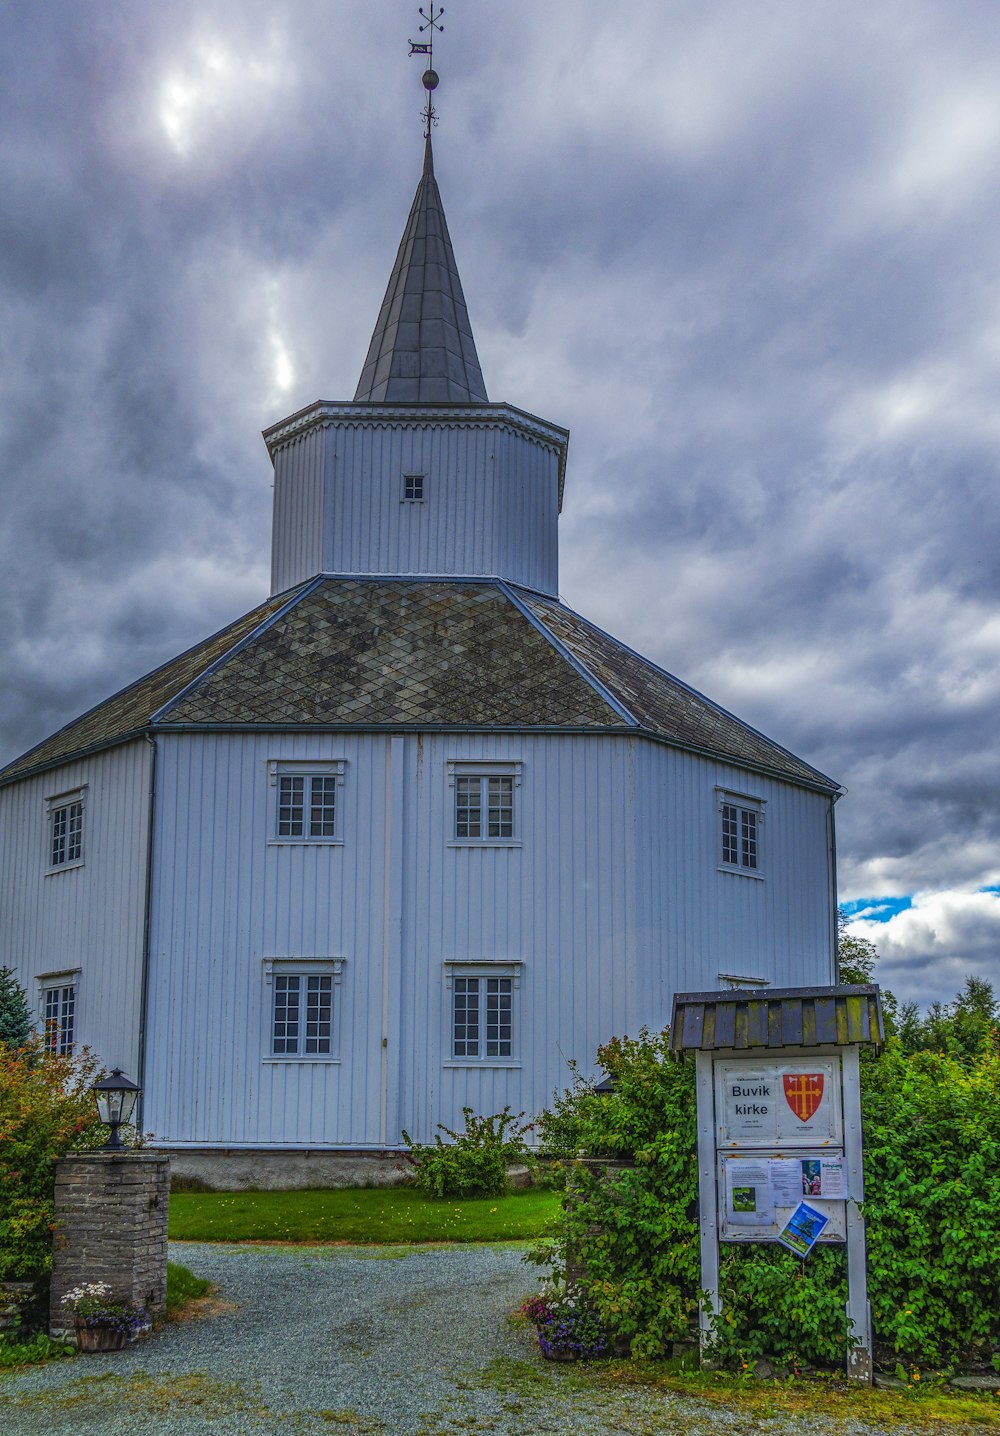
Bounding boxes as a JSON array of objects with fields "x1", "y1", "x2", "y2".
[{"x1": 402, "y1": 473, "x2": 425, "y2": 502}]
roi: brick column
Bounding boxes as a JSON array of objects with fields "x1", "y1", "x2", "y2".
[{"x1": 49, "y1": 1152, "x2": 170, "y2": 1338}]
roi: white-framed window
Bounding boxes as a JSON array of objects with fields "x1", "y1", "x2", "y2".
[
  {"x1": 37, "y1": 971, "x2": 80, "y2": 1054},
  {"x1": 402, "y1": 472, "x2": 425, "y2": 502},
  {"x1": 46, "y1": 787, "x2": 86, "y2": 871},
  {"x1": 263, "y1": 959, "x2": 345, "y2": 1060},
  {"x1": 716, "y1": 788, "x2": 765, "y2": 876},
  {"x1": 447, "y1": 762, "x2": 522, "y2": 845},
  {"x1": 268, "y1": 761, "x2": 346, "y2": 843},
  {"x1": 444, "y1": 963, "x2": 521, "y2": 1065}
]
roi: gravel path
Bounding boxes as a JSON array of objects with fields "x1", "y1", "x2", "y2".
[{"x1": 0, "y1": 1243, "x2": 985, "y2": 1435}]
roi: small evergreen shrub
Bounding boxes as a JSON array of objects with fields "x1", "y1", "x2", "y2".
[
  {"x1": 402, "y1": 1106, "x2": 534, "y2": 1199},
  {"x1": 0, "y1": 967, "x2": 32, "y2": 1051}
]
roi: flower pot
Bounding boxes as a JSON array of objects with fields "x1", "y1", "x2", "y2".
[
  {"x1": 75, "y1": 1321, "x2": 126, "y2": 1353},
  {"x1": 541, "y1": 1344, "x2": 578, "y2": 1362}
]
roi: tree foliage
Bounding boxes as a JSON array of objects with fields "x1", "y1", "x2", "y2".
[
  {"x1": 534, "y1": 1002, "x2": 1000, "y2": 1368},
  {"x1": 0, "y1": 1036, "x2": 105, "y2": 1282},
  {"x1": 0, "y1": 967, "x2": 32, "y2": 1051}
]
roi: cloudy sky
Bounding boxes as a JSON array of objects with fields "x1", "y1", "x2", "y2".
[{"x1": 3, "y1": 0, "x2": 999, "y2": 1005}]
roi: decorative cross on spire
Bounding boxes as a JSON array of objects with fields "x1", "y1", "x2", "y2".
[{"x1": 408, "y1": 4, "x2": 444, "y2": 138}]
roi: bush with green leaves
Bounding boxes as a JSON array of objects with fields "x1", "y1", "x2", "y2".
[
  {"x1": 532, "y1": 1020, "x2": 1000, "y2": 1370},
  {"x1": 0, "y1": 1035, "x2": 105, "y2": 1283},
  {"x1": 402, "y1": 1106, "x2": 534, "y2": 1199}
]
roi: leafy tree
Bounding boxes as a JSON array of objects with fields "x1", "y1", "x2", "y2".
[
  {"x1": 902, "y1": 975, "x2": 998, "y2": 1060},
  {"x1": 0, "y1": 1036, "x2": 104, "y2": 1283},
  {"x1": 835, "y1": 920, "x2": 878, "y2": 986},
  {"x1": 0, "y1": 966, "x2": 32, "y2": 1050}
]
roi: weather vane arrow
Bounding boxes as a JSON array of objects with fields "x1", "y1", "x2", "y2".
[{"x1": 409, "y1": 3, "x2": 444, "y2": 138}]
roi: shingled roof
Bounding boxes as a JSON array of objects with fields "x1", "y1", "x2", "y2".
[
  {"x1": 353, "y1": 136, "x2": 488, "y2": 404},
  {"x1": 0, "y1": 577, "x2": 839, "y2": 792}
]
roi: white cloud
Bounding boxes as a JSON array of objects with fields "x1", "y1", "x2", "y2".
[{"x1": 845, "y1": 887, "x2": 1000, "y2": 1005}]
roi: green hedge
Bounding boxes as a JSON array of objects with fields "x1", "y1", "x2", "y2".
[{"x1": 533, "y1": 1030, "x2": 1000, "y2": 1370}]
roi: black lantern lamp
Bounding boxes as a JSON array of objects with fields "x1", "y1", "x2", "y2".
[
  {"x1": 92, "y1": 1069, "x2": 141, "y2": 1150},
  {"x1": 593, "y1": 1074, "x2": 617, "y2": 1097}
]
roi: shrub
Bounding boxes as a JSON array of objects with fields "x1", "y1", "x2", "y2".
[
  {"x1": 529, "y1": 1029, "x2": 701, "y2": 1359},
  {"x1": 0, "y1": 1036, "x2": 105, "y2": 1283},
  {"x1": 532, "y1": 1024, "x2": 1000, "y2": 1370},
  {"x1": 862, "y1": 1041, "x2": 1000, "y2": 1367},
  {"x1": 402, "y1": 1106, "x2": 534, "y2": 1199}
]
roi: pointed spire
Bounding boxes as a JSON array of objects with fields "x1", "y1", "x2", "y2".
[{"x1": 353, "y1": 136, "x2": 488, "y2": 404}]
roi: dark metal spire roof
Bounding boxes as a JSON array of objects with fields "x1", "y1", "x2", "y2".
[{"x1": 353, "y1": 136, "x2": 488, "y2": 404}]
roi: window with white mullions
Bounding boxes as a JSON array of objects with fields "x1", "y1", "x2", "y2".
[
  {"x1": 718, "y1": 789, "x2": 764, "y2": 875},
  {"x1": 44, "y1": 984, "x2": 76, "y2": 1054},
  {"x1": 484, "y1": 976, "x2": 512, "y2": 1057},
  {"x1": 451, "y1": 975, "x2": 513, "y2": 1059},
  {"x1": 271, "y1": 762, "x2": 345, "y2": 842},
  {"x1": 453, "y1": 976, "x2": 480, "y2": 1056},
  {"x1": 49, "y1": 796, "x2": 84, "y2": 868},
  {"x1": 272, "y1": 973, "x2": 300, "y2": 1053},
  {"x1": 455, "y1": 777, "x2": 481, "y2": 839},
  {"x1": 454, "y1": 775, "x2": 514, "y2": 840},
  {"x1": 271, "y1": 973, "x2": 333, "y2": 1055}
]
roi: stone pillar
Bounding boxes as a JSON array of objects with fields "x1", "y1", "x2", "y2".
[{"x1": 49, "y1": 1152, "x2": 170, "y2": 1338}]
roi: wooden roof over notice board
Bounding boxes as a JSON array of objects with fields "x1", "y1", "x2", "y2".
[{"x1": 670, "y1": 984, "x2": 884, "y2": 1052}]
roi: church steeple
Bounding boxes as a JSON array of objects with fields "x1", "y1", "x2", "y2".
[
  {"x1": 266, "y1": 11, "x2": 567, "y2": 599},
  {"x1": 353, "y1": 133, "x2": 488, "y2": 404}
]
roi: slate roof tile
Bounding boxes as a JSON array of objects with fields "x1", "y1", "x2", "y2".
[
  {"x1": 517, "y1": 589, "x2": 836, "y2": 789},
  {"x1": 0, "y1": 577, "x2": 837, "y2": 793},
  {"x1": 0, "y1": 588, "x2": 299, "y2": 784}
]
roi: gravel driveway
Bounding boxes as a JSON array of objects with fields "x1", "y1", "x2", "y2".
[{"x1": 0, "y1": 1242, "x2": 984, "y2": 1435}]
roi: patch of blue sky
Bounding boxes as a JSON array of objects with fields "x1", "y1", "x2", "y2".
[
  {"x1": 978, "y1": 885, "x2": 1000, "y2": 896},
  {"x1": 841, "y1": 896, "x2": 913, "y2": 923}
]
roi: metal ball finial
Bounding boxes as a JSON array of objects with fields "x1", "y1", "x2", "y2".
[{"x1": 422, "y1": 68, "x2": 439, "y2": 91}]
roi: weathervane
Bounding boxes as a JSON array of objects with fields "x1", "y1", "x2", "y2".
[{"x1": 408, "y1": 4, "x2": 443, "y2": 138}]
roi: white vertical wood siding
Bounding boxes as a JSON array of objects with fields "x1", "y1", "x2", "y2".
[
  {"x1": 269, "y1": 428, "x2": 326, "y2": 596},
  {"x1": 269, "y1": 419, "x2": 560, "y2": 596},
  {"x1": 143, "y1": 730, "x2": 834, "y2": 1149},
  {"x1": 0, "y1": 741, "x2": 151, "y2": 1075}
]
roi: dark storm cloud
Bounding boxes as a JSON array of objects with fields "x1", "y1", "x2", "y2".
[{"x1": 3, "y1": 0, "x2": 1000, "y2": 1003}]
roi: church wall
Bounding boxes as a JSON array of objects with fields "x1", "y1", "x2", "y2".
[
  {"x1": 270, "y1": 418, "x2": 560, "y2": 595},
  {"x1": 269, "y1": 428, "x2": 327, "y2": 596},
  {"x1": 0, "y1": 740, "x2": 151, "y2": 1077},
  {"x1": 632, "y1": 742, "x2": 836, "y2": 1003},
  {"x1": 142, "y1": 728, "x2": 835, "y2": 1151}
]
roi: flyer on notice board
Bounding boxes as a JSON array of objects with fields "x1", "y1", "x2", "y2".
[
  {"x1": 777, "y1": 1201, "x2": 830, "y2": 1257},
  {"x1": 724, "y1": 1159, "x2": 775, "y2": 1226},
  {"x1": 770, "y1": 1155, "x2": 848, "y2": 1204}
]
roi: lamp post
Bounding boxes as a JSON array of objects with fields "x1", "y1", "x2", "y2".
[{"x1": 92, "y1": 1069, "x2": 141, "y2": 1151}]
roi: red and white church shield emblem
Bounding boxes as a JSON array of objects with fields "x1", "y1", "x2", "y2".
[{"x1": 782, "y1": 1072, "x2": 825, "y2": 1122}]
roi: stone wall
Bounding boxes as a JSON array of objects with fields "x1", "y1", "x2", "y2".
[
  {"x1": 49, "y1": 1152, "x2": 170, "y2": 1338},
  {"x1": 161, "y1": 1146, "x2": 413, "y2": 1191}
]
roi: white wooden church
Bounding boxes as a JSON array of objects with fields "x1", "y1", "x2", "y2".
[{"x1": 0, "y1": 125, "x2": 841, "y2": 1178}]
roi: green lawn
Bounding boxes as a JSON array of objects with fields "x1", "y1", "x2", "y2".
[{"x1": 168, "y1": 1185, "x2": 561, "y2": 1244}]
